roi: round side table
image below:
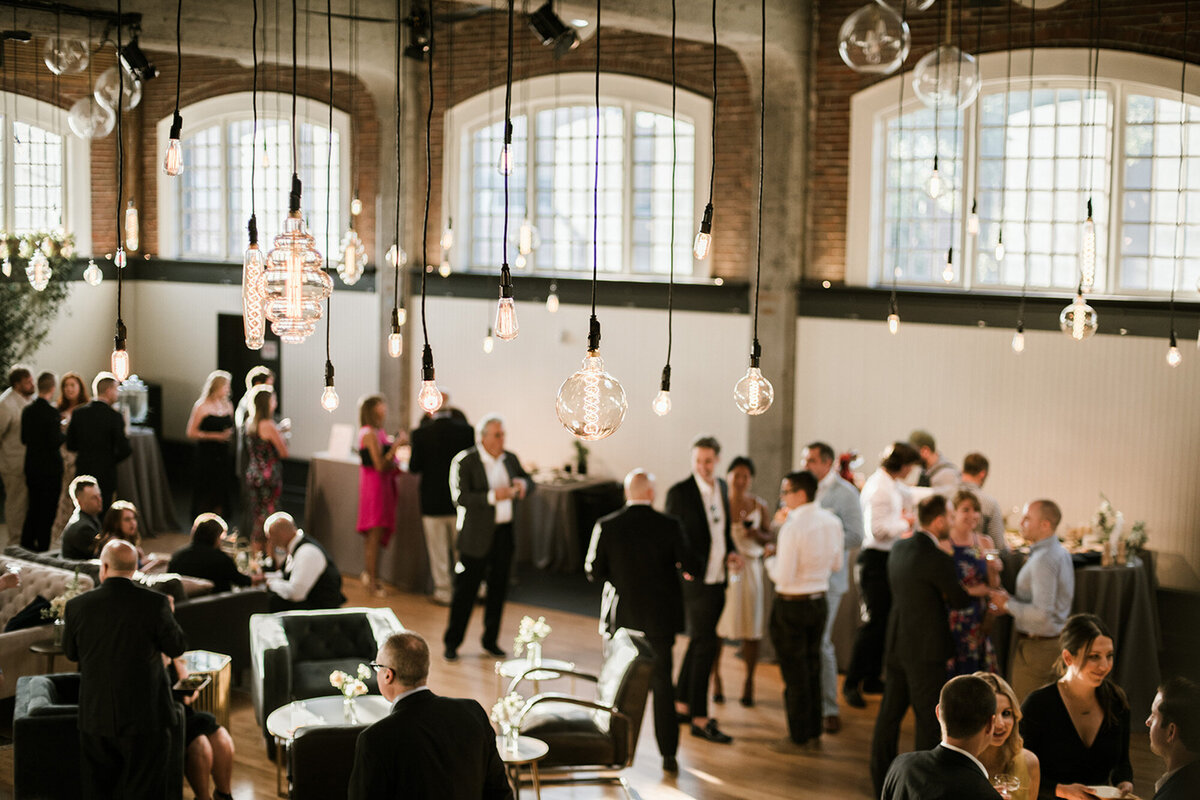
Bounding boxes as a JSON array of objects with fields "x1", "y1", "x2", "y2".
[{"x1": 496, "y1": 734, "x2": 549, "y2": 800}]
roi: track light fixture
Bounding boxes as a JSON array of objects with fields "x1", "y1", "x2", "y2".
[{"x1": 529, "y1": 2, "x2": 580, "y2": 58}]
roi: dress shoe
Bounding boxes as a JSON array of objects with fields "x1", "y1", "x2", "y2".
[
  {"x1": 768, "y1": 737, "x2": 807, "y2": 755},
  {"x1": 690, "y1": 720, "x2": 733, "y2": 744},
  {"x1": 675, "y1": 711, "x2": 690, "y2": 724},
  {"x1": 739, "y1": 695, "x2": 755, "y2": 708},
  {"x1": 712, "y1": 692, "x2": 725, "y2": 704},
  {"x1": 823, "y1": 715, "x2": 841, "y2": 734},
  {"x1": 443, "y1": 647, "x2": 459, "y2": 662},
  {"x1": 662, "y1": 755, "x2": 679, "y2": 773},
  {"x1": 843, "y1": 684, "x2": 866, "y2": 708},
  {"x1": 482, "y1": 643, "x2": 507, "y2": 658},
  {"x1": 862, "y1": 678, "x2": 887, "y2": 694}
]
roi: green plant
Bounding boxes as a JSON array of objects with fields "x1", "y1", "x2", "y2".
[{"x1": 0, "y1": 230, "x2": 76, "y2": 370}]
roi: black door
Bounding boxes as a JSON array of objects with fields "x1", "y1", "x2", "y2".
[{"x1": 216, "y1": 314, "x2": 283, "y2": 415}]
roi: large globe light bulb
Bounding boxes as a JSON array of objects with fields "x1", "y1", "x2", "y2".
[
  {"x1": 1059, "y1": 294, "x2": 1099, "y2": 341},
  {"x1": 912, "y1": 45, "x2": 981, "y2": 111},
  {"x1": 67, "y1": 97, "x2": 114, "y2": 140},
  {"x1": 95, "y1": 65, "x2": 143, "y2": 111},
  {"x1": 837, "y1": 3, "x2": 910, "y2": 76},
  {"x1": 555, "y1": 350, "x2": 627, "y2": 441},
  {"x1": 733, "y1": 366, "x2": 774, "y2": 415}
]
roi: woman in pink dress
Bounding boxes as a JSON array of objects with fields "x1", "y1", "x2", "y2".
[{"x1": 356, "y1": 395, "x2": 404, "y2": 596}]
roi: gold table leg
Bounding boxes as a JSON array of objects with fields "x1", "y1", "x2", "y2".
[
  {"x1": 275, "y1": 737, "x2": 287, "y2": 797},
  {"x1": 530, "y1": 760, "x2": 542, "y2": 800}
]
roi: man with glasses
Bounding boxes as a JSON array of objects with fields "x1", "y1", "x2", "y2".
[{"x1": 349, "y1": 631, "x2": 511, "y2": 799}]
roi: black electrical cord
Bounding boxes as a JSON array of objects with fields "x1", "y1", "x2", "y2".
[
  {"x1": 174, "y1": 0, "x2": 182, "y2": 114},
  {"x1": 502, "y1": 0, "x2": 514, "y2": 267},
  {"x1": 1017, "y1": 0, "x2": 1036, "y2": 327},
  {"x1": 1170, "y1": 0, "x2": 1190, "y2": 342},
  {"x1": 590, "y1": 0, "x2": 600, "y2": 324},
  {"x1": 421, "y1": 0, "x2": 434, "y2": 347},
  {"x1": 888, "y1": 2, "x2": 909, "y2": 321},
  {"x1": 325, "y1": 0, "x2": 333, "y2": 368},
  {"x1": 666, "y1": 0, "x2": 676, "y2": 371},
  {"x1": 750, "y1": 0, "x2": 764, "y2": 350},
  {"x1": 393, "y1": 0, "x2": 402, "y2": 312},
  {"x1": 115, "y1": 0, "x2": 125, "y2": 354}
]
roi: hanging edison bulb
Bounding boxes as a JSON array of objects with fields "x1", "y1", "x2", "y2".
[
  {"x1": 350, "y1": 196, "x2": 363, "y2": 217},
  {"x1": 652, "y1": 365, "x2": 672, "y2": 416},
  {"x1": 968, "y1": 200, "x2": 980, "y2": 236},
  {"x1": 321, "y1": 362, "x2": 339, "y2": 412},
  {"x1": 1011, "y1": 324, "x2": 1026, "y2": 353},
  {"x1": 994, "y1": 230, "x2": 1006, "y2": 262},
  {"x1": 732, "y1": 341, "x2": 774, "y2": 415},
  {"x1": 115, "y1": 247, "x2": 127, "y2": 269},
  {"x1": 497, "y1": 142, "x2": 514, "y2": 176},
  {"x1": 44, "y1": 38, "x2": 90, "y2": 75},
  {"x1": 338, "y1": 227, "x2": 367, "y2": 285},
  {"x1": 1080, "y1": 203, "x2": 1096, "y2": 292},
  {"x1": 67, "y1": 97, "x2": 115, "y2": 140},
  {"x1": 837, "y1": 3, "x2": 910, "y2": 76},
  {"x1": 84, "y1": 258, "x2": 103, "y2": 286},
  {"x1": 912, "y1": 46, "x2": 981, "y2": 111},
  {"x1": 386, "y1": 243, "x2": 408, "y2": 269},
  {"x1": 26, "y1": 249, "x2": 51, "y2": 291},
  {"x1": 263, "y1": 178, "x2": 333, "y2": 344},
  {"x1": 387, "y1": 308, "x2": 404, "y2": 358},
  {"x1": 941, "y1": 248, "x2": 954, "y2": 283},
  {"x1": 546, "y1": 281, "x2": 560, "y2": 313},
  {"x1": 438, "y1": 259, "x2": 452, "y2": 278},
  {"x1": 517, "y1": 219, "x2": 540, "y2": 256},
  {"x1": 95, "y1": 65, "x2": 143, "y2": 112},
  {"x1": 1059, "y1": 293, "x2": 1099, "y2": 341},
  {"x1": 440, "y1": 220, "x2": 454, "y2": 251},
  {"x1": 124, "y1": 201, "x2": 139, "y2": 251},
  {"x1": 693, "y1": 203, "x2": 714, "y2": 260},
  {"x1": 417, "y1": 345, "x2": 444, "y2": 414},
  {"x1": 243, "y1": 217, "x2": 267, "y2": 350},
  {"x1": 483, "y1": 327, "x2": 495, "y2": 354},
  {"x1": 887, "y1": 295, "x2": 900, "y2": 335},
  {"x1": 163, "y1": 111, "x2": 184, "y2": 176},
  {"x1": 556, "y1": 318, "x2": 627, "y2": 441},
  {"x1": 925, "y1": 156, "x2": 948, "y2": 199},
  {"x1": 495, "y1": 265, "x2": 519, "y2": 340},
  {"x1": 111, "y1": 320, "x2": 130, "y2": 382},
  {"x1": 1166, "y1": 332, "x2": 1182, "y2": 367}
]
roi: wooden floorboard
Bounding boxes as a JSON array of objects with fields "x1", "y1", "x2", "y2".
[{"x1": 0, "y1": 574, "x2": 1164, "y2": 799}]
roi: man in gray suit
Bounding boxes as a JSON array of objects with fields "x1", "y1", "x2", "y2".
[
  {"x1": 802, "y1": 441, "x2": 865, "y2": 735},
  {"x1": 442, "y1": 415, "x2": 532, "y2": 662}
]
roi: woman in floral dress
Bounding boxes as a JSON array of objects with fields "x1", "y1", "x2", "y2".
[
  {"x1": 244, "y1": 385, "x2": 287, "y2": 554},
  {"x1": 945, "y1": 490, "x2": 1001, "y2": 675}
]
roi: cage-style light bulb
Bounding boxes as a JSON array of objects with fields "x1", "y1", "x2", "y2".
[
  {"x1": 264, "y1": 177, "x2": 332, "y2": 344},
  {"x1": 385, "y1": 243, "x2": 408, "y2": 268},
  {"x1": 350, "y1": 196, "x2": 362, "y2": 217},
  {"x1": 83, "y1": 258, "x2": 103, "y2": 286},
  {"x1": 243, "y1": 217, "x2": 268, "y2": 350},
  {"x1": 652, "y1": 366, "x2": 672, "y2": 416},
  {"x1": 546, "y1": 283, "x2": 560, "y2": 313},
  {"x1": 1080, "y1": 208, "x2": 1096, "y2": 292},
  {"x1": 440, "y1": 224, "x2": 454, "y2": 252},
  {"x1": 1059, "y1": 293, "x2": 1099, "y2": 341},
  {"x1": 733, "y1": 342, "x2": 774, "y2": 416},
  {"x1": 483, "y1": 328, "x2": 495, "y2": 354},
  {"x1": 942, "y1": 248, "x2": 954, "y2": 283},
  {"x1": 124, "y1": 202, "x2": 139, "y2": 252},
  {"x1": 497, "y1": 142, "x2": 514, "y2": 176},
  {"x1": 321, "y1": 361, "x2": 339, "y2": 412},
  {"x1": 338, "y1": 228, "x2": 367, "y2": 286},
  {"x1": 555, "y1": 318, "x2": 627, "y2": 440},
  {"x1": 887, "y1": 312, "x2": 900, "y2": 335},
  {"x1": 163, "y1": 111, "x2": 184, "y2": 176},
  {"x1": 694, "y1": 203, "x2": 714, "y2": 260},
  {"x1": 115, "y1": 248, "x2": 127, "y2": 269},
  {"x1": 25, "y1": 249, "x2": 51, "y2": 291},
  {"x1": 1167, "y1": 332, "x2": 1182, "y2": 368},
  {"x1": 111, "y1": 320, "x2": 130, "y2": 382},
  {"x1": 967, "y1": 199, "x2": 980, "y2": 236},
  {"x1": 494, "y1": 266, "x2": 519, "y2": 341},
  {"x1": 1012, "y1": 325, "x2": 1025, "y2": 354}
]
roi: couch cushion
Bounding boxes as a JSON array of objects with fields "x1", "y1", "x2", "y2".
[
  {"x1": 281, "y1": 615, "x2": 377, "y2": 662},
  {"x1": 519, "y1": 702, "x2": 617, "y2": 767},
  {"x1": 289, "y1": 659, "x2": 379, "y2": 701},
  {"x1": 0, "y1": 559, "x2": 95, "y2": 630},
  {"x1": 4, "y1": 546, "x2": 101, "y2": 583}
]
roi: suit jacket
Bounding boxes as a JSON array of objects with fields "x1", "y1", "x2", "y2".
[
  {"x1": 664, "y1": 475, "x2": 733, "y2": 585},
  {"x1": 348, "y1": 689, "x2": 512, "y2": 800},
  {"x1": 585, "y1": 503, "x2": 697, "y2": 638},
  {"x1": 409, "y1": 415, "x2": 475, "y2": 516},
  {"x1": 881, "y1": 744, "x2": 1002, "y2": 800},
  {"x1": 884, "y1": 530, "x2": 973, "y2": 667},
  {"x1": 168, "y1": 542, "x2": 252, "y2": 594},
  {"x1": 818, "y1": 474, "x2": 865, "y2": 594},
  {"x1": 66, "y1": 400, "x2": 132, "y2": 488},
  {"x1": 61, "y1": 509, "x2": 101, "y2": 559},
  {"x1": 63, "y1": 576, "x2": 187, "y2": 737},
  {"x1": 449, "y1": 447, "x2": 532, "y2": 559},
  {"x1": 21, "y1": 397, "x2": 64, "y2": 478},
  {"x1": 1155, "y1": 759, "x2": 1200, "y2": 800}
]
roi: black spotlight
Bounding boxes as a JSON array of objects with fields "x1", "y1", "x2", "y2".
[
  {"x1": 120, "y1": 36, "x2": 158, "y2": 82},
  {"x1": 528, "y1": 2, "x2": 579, "y2": 59},
  {"x1": 403, "y1": 6, "x2": 431, "y2": 62}
]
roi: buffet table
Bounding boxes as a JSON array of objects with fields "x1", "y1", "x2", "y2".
[
  {"x1": 302, "y1": 454, "x2": 430, "y2": 594},
  {"x1": 116, "y1": 426, "x2": 179, "y2": 538},
  {"x1": 513, "y1": 476, "x2": 624, "y2": 573}
]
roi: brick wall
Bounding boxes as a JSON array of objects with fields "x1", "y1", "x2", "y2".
[{"x1": 811, "y1": 0, "x2": 1196, "y2": 283}]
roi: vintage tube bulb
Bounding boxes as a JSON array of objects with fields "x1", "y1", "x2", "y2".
[
  {"x1": 387, "y1": 308, "x2": 404, "y2": 358},
  {"x1": 163, "y1": 111, "x2": 184, "y2": 176},
  {"x1": 494, "y1": 265, "x2": 519, "y2": 340},
  {"x1": 546, "y1": 282, "x2": 560, "y2": 313},
  {"x1": 111, "y1": 319, "x2": 130, "y2": 382},
  {"x1": 1011, "y1": 325, "x2": 1025, "y2": 354},
  {"x1": 320, "y1": 361, "x2": 339, "y2": 412},
  {"x1": 1167, "y1": 331, "x2": 1182, "y2": 368},
  {"x1": 693, "y1": 203, "x2": 714, "y2": 260},
  {"x1": 652, "y1": 365, "x2": 672, "y2": 416}
]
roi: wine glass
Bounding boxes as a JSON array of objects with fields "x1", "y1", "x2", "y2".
[{"x1": 990, "y1": 773, "x2": 1021, "y2": 800}]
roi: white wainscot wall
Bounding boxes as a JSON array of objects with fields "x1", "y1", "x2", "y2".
[
  {"x1": 792, "y1": 316, "x2": 1200, "y2": 590},
  {"x1": 22, "y1": 282, "x2": 118, "y2": 383}
]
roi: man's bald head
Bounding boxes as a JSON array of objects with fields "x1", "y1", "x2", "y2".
[
  {"x1": 623, "y1": 469, "x2": 655, "y2": 503},
  {"x1": 265, "y1": 512, "x2": 298, "y2": 550},
  {"x1": 100, "y1": 538, "x2": 139, "y2": 578}
]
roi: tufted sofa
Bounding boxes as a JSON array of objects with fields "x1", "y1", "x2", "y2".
[
  {"x1": 0, "y1": 557, "x2": 96, "y2": 700},
  {"x1": 250, "y1": 607, "x2": 404, "y2": 752}
]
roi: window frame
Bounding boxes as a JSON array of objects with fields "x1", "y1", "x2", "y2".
[
  {"x1": 847, "y1": 47, "x2": 1199, "y2": 298},
  {"x1": 445, "y1": 73, "x2": 712, "y2": 280},
  {"x1": 155, "y1": 92, "x2": 351, "y2": 262},
  {"x1": 0, "y1": 91, "x2": 90, "y2": 245}
]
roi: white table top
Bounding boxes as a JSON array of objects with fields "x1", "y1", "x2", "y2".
[
  {"x1": 496, "y1": 658, "x2": 576, "y2": 682},
  {"x1": 495, "y1": 735, "x2": 549, "y2": 765},
  {"x1": 265, "y1": 695, "x2": 391, "y2": 741}
]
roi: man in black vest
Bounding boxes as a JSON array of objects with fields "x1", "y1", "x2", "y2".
[
  {"x1": 585, "y1": 468, "x2": 697, "y2": 772},
  {"x1": 263, "y1": 512, "x2": 345, "y2": 611},
  {"x1": 21, "y1": 371, "x2": 64, "y2": 551}
]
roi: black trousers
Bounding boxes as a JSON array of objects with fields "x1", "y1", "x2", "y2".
[
  {"x1": 444, "y1": 523, "x2": 514, "y2": 650},
  {"x1": 646, "y1": 634, "x2": 679, "y2": 759},
  {"x1": 676, "y1": 581, "x2": 725, "y2": 720},
  {"x1": 22, "y1": 469, "x2": 61, "y2": 552},
  {"x1": 770, "y1": 595, "x2": 827, "y2": 744},
  {"x1": 869, "y1": 656, "x2": 947, "y2": 796},
  {"x1": 80, "y1": 729, "x2": 169, "y2": 800},
  {"x1": 844, "y1": 548, "x2": 891, "y2": 689}
]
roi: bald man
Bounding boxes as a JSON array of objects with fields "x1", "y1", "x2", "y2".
[
  {"x1": 263, "y1": 512, "x2": 345, "y2": 611},
  {"x1": 64, "y1": 539, "x2": 187, "y2": 799},
  {"x1": 585, "y1": 469, "x2": 696, "y2": 773}
]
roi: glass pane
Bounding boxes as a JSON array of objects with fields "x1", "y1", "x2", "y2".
[{"x1": 11, "y1": 121, "x2": 64, "y2": 234}]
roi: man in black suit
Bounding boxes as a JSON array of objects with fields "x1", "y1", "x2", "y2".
[
  {"x1": 443, "y1": 415, "x2": 532, "y2": 662},
  {"x1": 881, "y1": 674, "x2": 1002, "y2": 800},
  {"x1": 1148, "y1": 676, "x2": 1200, "y2": 799},
  {"x1": 61, "y1": 475, "x2": 104, "y2": 559},
  {"x1": 348, "y1": 631, "x2": 512, "y2": 800},
  {"x1": 21, "y1": 371, "x2": 64, "y2": 551},
  {"x1": 63, "y1": 538, "x2": 188, "y2": 799},
  {"x1": 665, "y1": 435, "x2": 740, "y2": 744},
  {"x1": 870, "y1": 493, "x2": 989, "y2": 795},
  {"x1": 169, "y1": 513, "x2": 261, "y2": 593},
  {"x1": 409, "y1": 404, "x2": 474, "y2": 606},
  {"x1": 585, "y1": 468, "x2": 697, "y2": 773},
  {"x1": 66, "y1": 373, "x2": 131, "y2": 510}
]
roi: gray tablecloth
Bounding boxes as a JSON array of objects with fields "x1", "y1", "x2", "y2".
[
  {"x1": 303, "y1": 455, "x2": 430, "y2": 594},
  {"x1": 116, "y1": 426, "x2": 179, "y2": 538},
  {"x1": 514, "y1": 478, "x2": 624, "y2": 573}
]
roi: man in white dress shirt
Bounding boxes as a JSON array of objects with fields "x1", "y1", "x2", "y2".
[
  {"x1": 766, "y1": 470, "x2": 844, "y2": 750},
  {"x1": 263, "y1": 512, "x2": 346, "y2": 611},
  {"x1": 843, "y1": 442, "x2": 921, "y2": 708},
  {"x1": 0, "y1": 366, "x2": 35, "y2": 548},
  {"x1": 802, "y1": 442, "x2": 864, "y2": 734}
]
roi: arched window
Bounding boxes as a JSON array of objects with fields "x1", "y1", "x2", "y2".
[
  {"x1": 0, "y1": 92, "x2": 89, "y2": 240},
  {"x1": 446, "y1": 73, "x2": 711, "y2": 279},
  {"x1": 847, "y1": 49, "x2": 1200, "y2": 297},
  {"x1": 157, "y1": 92, "x2": 349, "y2": 262}
]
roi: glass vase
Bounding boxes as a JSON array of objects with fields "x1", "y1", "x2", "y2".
[
  {"x1": 53, "y1": 617, "x2": 65, "y2": 647},
  {"x1": 526, "y1": 640, "x2": 542, "y2": 668},
  {"x1": 343, "y1": 696, "x2": 358, "y2": 724},
  {"x1": 502, "y1": 722, "x2": 520, "y2": 754}
]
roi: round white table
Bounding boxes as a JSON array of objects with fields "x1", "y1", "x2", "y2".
[
  {"x1": 265, "y1": 695, "x2": 391, "y2": 797},
  {"x1": 495, "y1": 657, "x2": 576, "y2": 696},
  {"x1": 496, "y1": 734, "x2": 549, "y2": 799}
]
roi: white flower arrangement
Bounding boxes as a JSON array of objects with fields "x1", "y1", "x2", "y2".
[
  {"x1": 41, "y1": 568, "x2": 84, "y2": 622},
  {"x1": 491, "y1": 691, "x2": 525, "y2": 728},
  {"x1": 329, "y1": 663, "x2": 372, "y2": 700},
  {"x1": 513, "y1": 615, "x2": 551, "y2": 656},
  {"x1": 1092, "y1": 494, "x2": 1148, "y2": 553}
]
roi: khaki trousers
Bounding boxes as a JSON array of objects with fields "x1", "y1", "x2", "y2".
[
  {"x1": 422, "y1": 515, "x2": 458, "y2": 604},
  {"x1": 0, "y1": 468, "x2": 28, "y2": 550},
  {"x1": 1010, "y1": 635, "x2": 1062, "y2": 702}
]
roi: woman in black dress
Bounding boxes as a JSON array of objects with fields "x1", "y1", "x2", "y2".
[
  {"x1": 186, "y1": 370, "x2": 235, "y2": 518},
  {"x1": 1020, "y1": 614, "x2": 1133, "y2": 800},
  {"x1": 168, "y1": 657, "x2": 236, "y2": 800}
]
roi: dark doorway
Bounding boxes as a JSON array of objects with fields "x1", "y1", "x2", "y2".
[{"x1": 217, "y1": 314, "x2": 283, "y2": 414}]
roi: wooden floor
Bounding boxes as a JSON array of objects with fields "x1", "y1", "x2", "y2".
[{"x1": 0, "y1": 573, "x2": 1164, "y2": 800}]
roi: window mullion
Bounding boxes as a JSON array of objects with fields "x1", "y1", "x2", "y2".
[
  {"x1": 623, "y1": 101, "x2": 634, "y2": 275},
  {"x1": 1108, "y1": 81, "x2": 1124, "y2": 295}
]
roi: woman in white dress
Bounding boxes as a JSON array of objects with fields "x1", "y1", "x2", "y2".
[{"x1": 712, "y1": 456, "x2": 773, "y2": 707}]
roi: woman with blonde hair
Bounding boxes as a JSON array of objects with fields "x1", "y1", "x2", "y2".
[
  {"x1": 356, "y1": 394, "x2": 404, "y2": 595},
  {"x1": 50, "y1": 371, "x2": 91, "y2": 545},
  {"x1": 186, "y1": 370, "x2": 235, "y2": 517},
  {"x1": 975, "y1": 671, "x2": 1041, "y2": 800},
  {"x1": 244, "y1": 385, "x2": 287, "y2": 554},
  {"x1": 946, "y1": 490, "x2": 1001, "y2": 675}
]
